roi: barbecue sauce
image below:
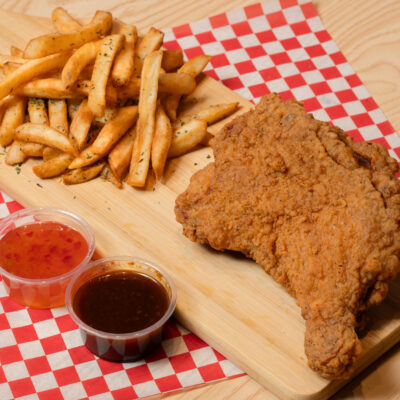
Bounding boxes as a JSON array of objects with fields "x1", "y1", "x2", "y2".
[{"x1": 72, "y1": 271, "x2": 169, "y2": 334}]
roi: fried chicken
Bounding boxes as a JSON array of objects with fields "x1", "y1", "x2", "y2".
[{"x1": 175, "y1": 93, "x2": 400, "y2": 379}]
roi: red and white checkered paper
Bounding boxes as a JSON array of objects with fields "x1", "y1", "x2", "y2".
[{"x1": 1, "y1": 0, "x2": 399, "y2": 398}]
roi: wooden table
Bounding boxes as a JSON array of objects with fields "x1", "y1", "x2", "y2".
[{"x1": 0, "y1": 0, "x2": 399, "y2": 398}]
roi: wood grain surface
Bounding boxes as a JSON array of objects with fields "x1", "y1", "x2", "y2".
[{"x1": 0, "y1": 1, "x2": 399, "y2": 399}]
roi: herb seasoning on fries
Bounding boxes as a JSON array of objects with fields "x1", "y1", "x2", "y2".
[{"x1": 0, "y1": 7, "x2": 240, "y2": 188}]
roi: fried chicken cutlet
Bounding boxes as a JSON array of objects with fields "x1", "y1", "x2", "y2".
[{"x1": 175, "y1": 93, "x2": 400, "y2": 379}]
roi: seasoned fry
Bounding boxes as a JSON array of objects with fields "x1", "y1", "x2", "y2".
[
  {"x1": 158, "y1": 73, "x2": 196, "y2": 95},
  {"x1": 161, "y1": 50, "x2": 184, "y2": 72},
  {"x1": 165, "y1": 55, "x2": 211, "y2": 120},
  {"x1": 69, "y1": 99, "x2": 94, "y2": 150},
  {"x1": 23, "y1": 10, "x2": 112, "y2": 58},
  {"x1": 61, "y1": 40, "x2": 102, "y2": 88},
  {"x1": 28, "y1": 97, "x2": 48, "y2": 124},
  {"x1": 178, "y1": 55, "x2": 212, "y2": 76},
  {"x1": 63, "y1": 162, "x2": 105, "y2": 184},
  {"x1": 111, "y1": 25, "x2": 137, "y2": 87},
  {"x1": 0, "y1": 52, "x2": 71, "y2": 101},
  {"x1": 102, "y1": 165, "x2": 123, "y2": 189},
  {"x1": 5, "y1": 140, "x2": 27, "y2": 165},
  {"x1": 68, "y1": 99, "x2": 81, "y2": 120},
  {"x1": 134, "y1": 27, "x2": 164, "y2": 75},
  {"x1": 10, "y1": 46, "x2": 23, "y2": 57},
  {"x1": 164, "y1": 94, "x2": 180, "y2": 121},
  {"x1": 152, "y1": 105, "x2": 172, "y2": 180},
  {"x1": 15, "y1": 78, "x2": 82, "y2": 99},
  {"x1": 127, "y1": 51, "x2": 162, "y2": 187},
  {"x1": 116, "y1": 72, "x2": 196, "y2": 101},
  {"x1": 93, "y1": 107, "x2": 116, "y2": 128},
  {"x1": 51, "y1": 7, "x2": 82, "y2": 33},
  {"x1": 15, "y1": 123, "x2": 77, "y2": 154},
  {"x1": 69, "y1": 105, "x2": 137, "y2": 169},
  {"x1": 33, "y1": 152, "x2": 73, "y2": 178},
  {"x1": 0, "y1": 96, "x2": 26, "y2": 147},
  {"x1": 108, "y1": 126, "x2": 135, "y2": 179},
  {"x1": 0, "y1": 8, "x2": 224, "y2": 187},
  {"x1": 19, "y1": 142, "x2": 44, "y2": 157},
  {"x1": 193, "y1": 102, "x2": 238, "y2": 125},
  {"x1": 21, "y1": 97, "x2": 48, "y2": 155},
  {"x1": 43, "y1": 147, "x2": 62, "y2": 161},
  {"x1": 16, "y1": 78, "x2": 118, "y2": 105},
  {"x1": 174, "y1": 102, "x2": 239, "y2": 129},
  {"x1": 88, "y1": 34, "x2": 125, "y2": 116},
  {"x1": 168, "y1": 118, "x2": 207, "y2": 158},
  {"x1": 48, "y1": 99, "x2": 69, "y2": 135}
]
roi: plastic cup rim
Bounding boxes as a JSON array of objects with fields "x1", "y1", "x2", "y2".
[
  {"x1": 0, "y1": 206, "x2": 96, "y2": 285},
  {"x1": 65, "y1": 256, "x2": 177, "y2": 341}
]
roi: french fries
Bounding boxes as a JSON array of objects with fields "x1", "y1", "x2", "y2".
[
  {"x1": 19, "y1": 142, "x2": 44, "y2": 157},
  {"x1": 102, "y1": 166, "x2": 123, "y2": 189},
  {"x1": 165, "y1": 55, "x2": 212, "y2": 120},
  {"x1": 21, "y1": 97, "x2": 48, "y2": 156},
  {"x1": 1, "y1": 7, "x2": 239, "y2": 189},
  {"x1": 33, "y1": 152, "x2": 73, "y2": 178},
  {"x1": 0, "y1": 96, "x2": 25, "y2": 147},
  {"x1": 48, "y1": 99, "x2": 68, "y2": 135},
  {"x1": 15, "y1": 123, "x2": 77, "y2": 155},
  {"x1": 43, "y1": 147, "x2": 62, "y2": 161},
  {"x1": 108, "y1": 127, "x2": 136, "y2": 180},
  {"x1": 63, "y1": 162, "x2": 105, "y2": 185},
  {"x1": 51, "y1": 7, "x2": 82, "y2": 33},
  {"x1": 127, "y1": 51, "x2": 162, "y2": 187},
  {"x1": 152, "y1": 105, "x2": 172, "y2": 180},
  {"x1": 134, "y1": 27, "x2": 164, "y2": 75},
  {"x1": 168, "y1": 119, "x2": 207, "y2": 158},
  {"x1": 162, "y1": 50, "x2": 184, "y2": 72},
  {"x1": 0, "y1": 52, "x2": 71, "y2": 101},
  {"x1": 88, "y1": 34, "x2": 125, "y2": 116},
  {"x1": 5, "y1": 140, "x2": 27, "y2": 165},
  {"x1": 61, "y1": 40, "x2": 102, "y2": 88},
  {"x1": 158, "y1": 73, "x2": 196, "y2": 95},
  {"x1": 28, "y1": 97, "x2": 49, "y2": 125},
  {"x1": 23, "y1": 11, "x2": 112, "y2": 58},
  {"x1": 69, "y1": 99, "x2": 94, "y2": 150},
  {"x1": 111, "y1": 25, "x2": 137, "y2": 87},
  {"x1": 15, "y1": 78, "x2": 82, "y2": 99},
  {"x1": 69, "y1": 105, "x2": 137, "y2": 169},
  {"x1": 174, "y1": 102, "x2": 239, "y2": 128}
]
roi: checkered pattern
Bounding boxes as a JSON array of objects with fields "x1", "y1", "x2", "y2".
[
  {"x1": 1, "y1": 0, "x2": 399, "y2": 398},
  {"x1": 164, "y1": 0, "x2": 400, "y2": 167},
  {"x1": 0, "y1": 276, "x2": 243, "y2": 400}
]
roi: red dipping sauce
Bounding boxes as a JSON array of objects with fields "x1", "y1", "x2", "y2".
[
  {"x1": 0, "y1": 207, "x2": 95, "y2": 309},
  {"x1": 0, "y1": 221, "x2": 88, "y2": 279}
]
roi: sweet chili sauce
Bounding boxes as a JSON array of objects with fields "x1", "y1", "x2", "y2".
[
  {"x1": 72, "y1": 270, "x2": 170, "y2": 334},
  {"x1": 0, "y1": 221, "x2": 89, "y2": 279}
]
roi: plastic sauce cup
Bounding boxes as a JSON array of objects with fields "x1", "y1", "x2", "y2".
[
  {"x1": 65, "y1": 256, "x2": 177, "y2": 362},
  {"x1": 0, "y1": 207, "x2": 95, "y2": 308}
]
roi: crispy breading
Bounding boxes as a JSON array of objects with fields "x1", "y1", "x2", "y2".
[{"x1": 175, "y1": 93, "x2": 400, "y2": 379}]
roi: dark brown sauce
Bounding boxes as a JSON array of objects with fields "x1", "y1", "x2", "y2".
[{"x1": 73, "y1": 271, "x2": 169, "y2": 334}]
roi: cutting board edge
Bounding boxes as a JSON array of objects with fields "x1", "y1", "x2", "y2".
[{"x1": 0, "y1": 9, "x2": 399, "y2": 400}]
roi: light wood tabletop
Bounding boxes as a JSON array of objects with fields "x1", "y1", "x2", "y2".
[{"x1": 0, "y1": 0, "x2": 399, "y2": 399}]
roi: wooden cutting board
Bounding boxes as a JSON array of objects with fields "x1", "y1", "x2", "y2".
[{"x1": 0, "y1": 10, "x2": 399, "y2": 400}]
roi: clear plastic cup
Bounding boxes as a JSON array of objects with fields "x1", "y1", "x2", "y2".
[
  {"x1": 0, "y1": 207, "x2": 95, "y2": 308},
  {"x1": 65, "y1": 256, "x2": 177, "y2": 362}
]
